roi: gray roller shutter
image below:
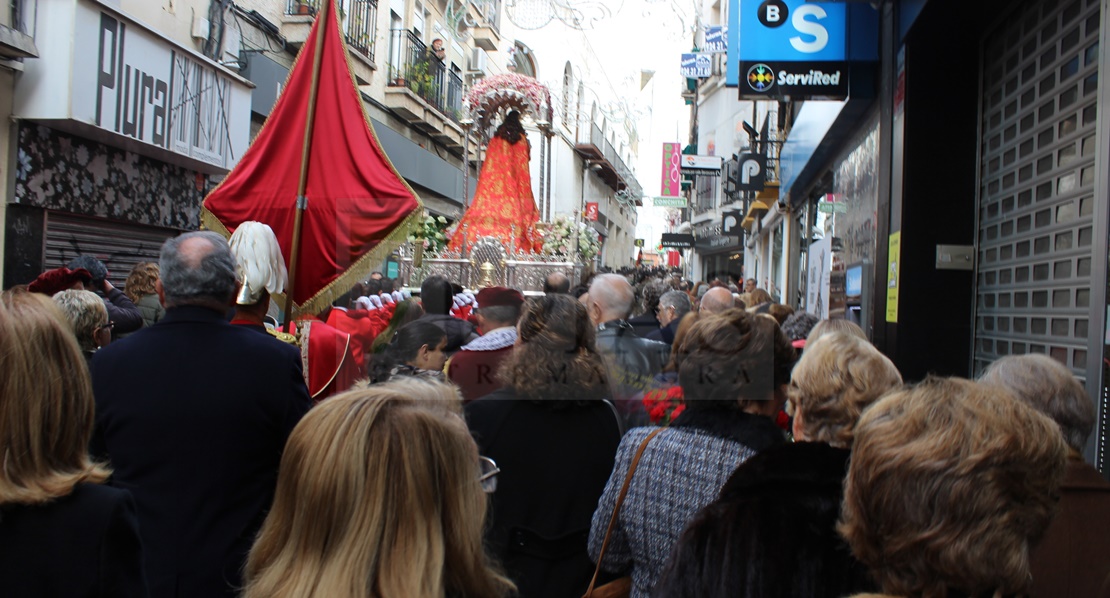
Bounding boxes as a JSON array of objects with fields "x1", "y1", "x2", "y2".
[
  {"x1": 44, "y1": 213, "x2": 178, "y2": 290},
  {"x1": 974, "y1": 0, "x2": 1100, "y2": 380}
]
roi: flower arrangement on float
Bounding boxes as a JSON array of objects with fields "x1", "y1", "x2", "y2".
[
  {"x1": 465, "y1": 73, "x2": 552, "y2": 121},
  {"x1": 408, "y1": 213, "x2": 451, "y2": 254},
  {"x1": 538, "y1": 215, "x2": 600, "y2": 262},
  {"x1": 642, "y1": 386, "x2": 685, "y2": 425}
]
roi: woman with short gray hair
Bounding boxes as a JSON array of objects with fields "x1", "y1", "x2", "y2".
[{"x1": 52, "y1": 289, "x2": 111, "y2": 367}]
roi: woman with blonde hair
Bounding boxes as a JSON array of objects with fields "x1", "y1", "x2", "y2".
[
  {"x1": 656, "y1": 332, "x2": 902, "y2": 597},
  {"x1": 122, "y1": 261, "x2": 164, "y2": 331},
  {"x1": 244, "y1": 378, "x2": 513, "y2": 598},
  {"x1": 0, "y1": 288, "x2": 146, "y2": 597},
  {"x1": 52, "y1": 288, "x2": 112, "y2": 367},
  {"x1": 839, "y1": 377, "x2": 1067, "y2": 598}
]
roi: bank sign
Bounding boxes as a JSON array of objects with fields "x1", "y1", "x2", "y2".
[{"x1": 728, "y1": 0, "x2": 850, "y2": 99}]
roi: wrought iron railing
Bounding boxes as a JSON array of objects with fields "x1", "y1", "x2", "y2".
[
  {"x1": 387, "y1": 29, "x2": 453, "y2": 115},
  {"x1": 345, "y1": 0, "x2": 377, "y2": 61},
  {"x1": 445, "y1": 69, "x2": 464, "y2": 123},
  {"x1": 285, "y1": 0, "x2": 377, "y2": 62}
]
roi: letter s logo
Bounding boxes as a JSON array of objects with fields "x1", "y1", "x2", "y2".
[{"x1": 790, "y1": 4, "x2": 829, "y2": 54}]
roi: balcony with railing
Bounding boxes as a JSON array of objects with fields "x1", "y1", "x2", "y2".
[
  {"x1": 384, "y1": 29, "x2": 464, "y2": 123},
  {"x1": 573, "y1": 121, "x2": 644, "y2": 205},
  {"x1": 283, "y1": 0, "x2": 377, "y2": 63}
]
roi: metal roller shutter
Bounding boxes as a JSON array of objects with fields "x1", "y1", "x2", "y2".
[
  {"x1": 44, "y1": 214, "x2": 179, "y2": 291},
  {"x1": 974, "y1": 0, "x2": 1100, "y2": 380}
]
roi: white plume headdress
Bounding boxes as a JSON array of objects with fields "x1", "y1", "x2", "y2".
[{"x1": 228, "y1": 221, "x2": 288, "y2": 306}]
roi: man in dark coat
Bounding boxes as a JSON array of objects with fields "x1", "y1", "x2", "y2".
[
  {"x1": 91, "y1": 231, "x2": 311, "y2": 598},
  {"x1": 587, "y1": 274, "x2": 670, "y2": 428},
  {"x1": 418, "y1": 274, "x2": 477, "y2": 353},
  {"x1": 69, "y1": 255, "x2": 144, "y2": 337},
  {"x1": 646, "y1": 289, "x2": 691, "y2": 346},
  {"x1": 447, "y1": 286, "x2": 523, "y2": 401},
  {"x1": 979, "y1": 354, "x2": 1110, "y2": 598}
]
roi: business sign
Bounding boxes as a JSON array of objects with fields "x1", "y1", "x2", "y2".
[
  {"x1": 653, "y1": 196, "x2": 688, "y2": 208},
  {"x1": 722, "y1": 210, "x2": 743, "y2": 236},
  {"x1": 584, "y1": 202, "x2": 599, "y2": 221},
  {"x1": 661, "y1": 142, "x2": 683, "y2": 197},
  {"x1": 704, "y1": 25, "x2": 727, "y2": 53},
  {"x1": 886, "y1": 231, "x2": 901, "y2": 323},
  {"x1": 634, "y1": 238, "x2": 646, "y2": 247},
  {"x1": 730, "y1": 0, "x2": 850, "y2": 99},
  {"x1": 661, "y1": 233, "x2": 695, "y2": 249},
  {"x1": 681, "y1": 154, "x2": 723, "y2": 171},
  {"x1": 14, "y1": 1, "x2": 252, "y2": 172},
  {"x1": 735, "y1": 153, "x2": 766, "y2": 191},
  {"x1": 680, "y1": 53, "x2": 712, "y2": 78}
]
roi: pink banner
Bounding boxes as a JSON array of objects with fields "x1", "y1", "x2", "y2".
[{"x1": 661, "y1": 142, "x2": 682, "y2": 197}]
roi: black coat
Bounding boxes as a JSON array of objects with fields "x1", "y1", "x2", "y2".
[
  {"x1": 91, "y1": 306, "x2": 311, "y2": 598},
  {"x1": 654, "y1": 442, "x2": 875, "y2": 598},
  {"x1": 420, "y1": 312, "x2": 478, "y2": 353},
  {"x1": 627, "y1": 312, "x2": 661, "y2": 340},
  {"x1": 465, "y1": 390, "x2": 622, "y2": 598},
  {"x1": 0, "y1": 484, "x2": 147, "y2": 597}
]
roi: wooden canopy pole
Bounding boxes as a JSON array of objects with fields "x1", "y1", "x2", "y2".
[{"x1": 284, "y1": 0, "x2": 331, "y2": 332}]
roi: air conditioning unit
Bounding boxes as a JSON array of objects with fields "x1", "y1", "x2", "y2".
[{"x1": 468, "y1": 48, "x2": 488, "y2": 75}]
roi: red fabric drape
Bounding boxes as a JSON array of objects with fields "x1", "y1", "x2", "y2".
[
  {"x1": 202, "y1": 0, "x2": 419, "y2": 310},
  {"x1": 447, "y1": 136, "x2": 540, "y2": 253}
]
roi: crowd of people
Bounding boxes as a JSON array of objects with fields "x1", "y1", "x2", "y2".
[{"x1": 3, "y1": 231, "x2": 1109, "y2": 598}]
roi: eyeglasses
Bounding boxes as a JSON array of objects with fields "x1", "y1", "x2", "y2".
[
  {"x1": 97, "y1": 321, "x2": 115, "y2": 333},
  {"x1": 478, "y1": 456, "x2": 500, "y2": 493},
  {"x1": 655, "y1": 305, "x2": 674, "y2": 315}
]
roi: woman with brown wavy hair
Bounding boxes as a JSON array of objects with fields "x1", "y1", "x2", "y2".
[
  {"x1": 465, "y1": 293, "x2": 621, "y2": 597},
  {"x1": 0, "y1": 289, "x2": 146, "y2": 597},
  {"x1": 839, "y1": 377, "x2": 1067, "y2": 598},
  {"x1": 244, "y1": 378, "x2": 513, "y2": 598},
  {"x1": 122, "y1": 261, "x2": 164, "y2": 331}
]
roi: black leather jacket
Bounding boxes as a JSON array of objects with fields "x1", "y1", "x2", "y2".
[{"x1": 595, "y1": 320, "x2": 670, "y2": 427}]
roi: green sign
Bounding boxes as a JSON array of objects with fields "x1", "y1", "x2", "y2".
[
  {"x1": 634, "y1": 238, "x2": 645, "y2": 247},
  {"x1": 653, "y1": 196, "x2": 688, "y2": 207},
  {"x1": 817, "y1": 201, "x2": 848, "y2": 213}
]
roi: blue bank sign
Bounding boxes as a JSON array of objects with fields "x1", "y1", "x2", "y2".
[{"x1": 727, "y1": 0, "x2": 853, "y2": 99}]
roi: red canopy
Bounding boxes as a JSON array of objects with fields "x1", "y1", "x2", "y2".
[{"x1": 202, "y1": 0, "x2": 421, "y2": 316}]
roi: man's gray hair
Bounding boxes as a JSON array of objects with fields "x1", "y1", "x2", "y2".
[
  {"x1": 160, "y1": 231, "x2": 238, "y2": 308},
  {"x1": 659, "y1": 289, "x2": 692, "y2": 319},
  {"x1": 979, "y1": 354, "x2": 1095, "y2": 452},
  {"x1": 589, "y1": 273, "x2": 634, "y2": 319}
]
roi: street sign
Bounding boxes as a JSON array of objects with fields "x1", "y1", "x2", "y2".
[
  {"x1": 735, "y1": 153, "x2": 766, "y2": 191},
  {"x1": 634, "y1": 238, "x2": 646, "y2": 247},
  {"x1": 817, "y1": 201, "x2": 847, "y2": 213},
  {"x1": 661, "y1": 233, "x2": 695, "y2": 248},
  {"x1": 653, "y1": 196, "x2": 688, "y2": 207}
]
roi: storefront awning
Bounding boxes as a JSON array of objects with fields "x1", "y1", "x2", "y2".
[{"x1": 779, "y1": 100, "x2": 847, "y2": 201}]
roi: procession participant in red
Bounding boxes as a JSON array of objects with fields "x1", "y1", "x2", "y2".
[
  {"x1": 228, "y1": 221, "x2": 361, "y2": 401},
  {"x1": 447, "y1": 286, "x2": 524, "y2": 402}
]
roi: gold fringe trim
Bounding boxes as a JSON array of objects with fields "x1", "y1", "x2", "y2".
[{"x1": 199, "y1": 0, "x2": 425, "y2": 320}]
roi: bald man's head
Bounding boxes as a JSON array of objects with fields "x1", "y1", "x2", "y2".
[
  {"x1": 699, "y1": 287, "x2": 734, "y2": 315},
  {"x1": 544, "y1": 271, "x2": 570, "y2": 294},
  {"x1": 587, "y1": 273, "x2": 634, "y2": 325}
]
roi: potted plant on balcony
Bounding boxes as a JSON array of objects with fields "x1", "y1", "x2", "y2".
[{"x1": 407, "y1": 60, "x2": 433, "y2": 97}]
